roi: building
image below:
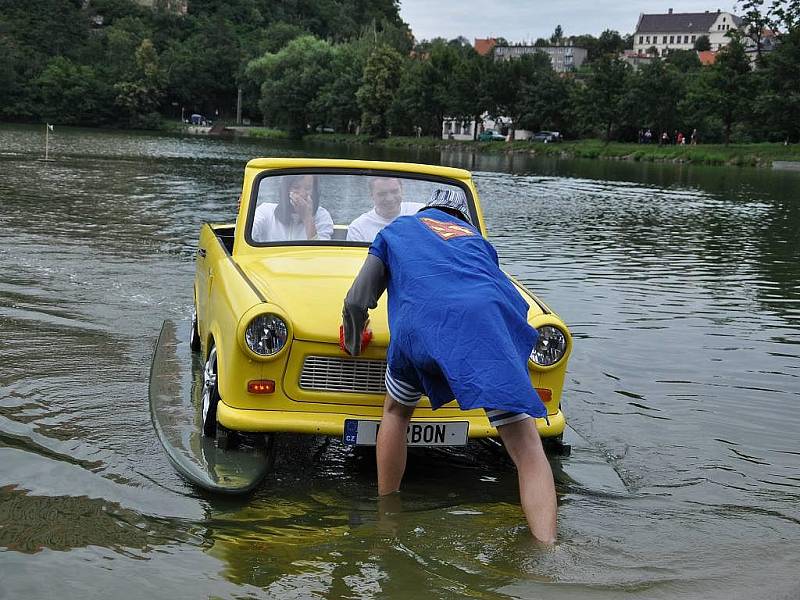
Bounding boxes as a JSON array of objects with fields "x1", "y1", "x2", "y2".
[
  {"x1": 633, "y1": 9, "x2": 741, "y2": 56},
  {"x1": 492, "y1": 45, "x2": 588, "y2": 73},
  {"x1": 474, "y1": 38, "x2": 498, "y2": 56},
  {"x1": 620, "y1": 49, "x2": 656, "y2": 70}
]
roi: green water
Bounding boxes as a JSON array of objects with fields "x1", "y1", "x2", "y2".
[{"x1": 1, "y1": 124, "x2": 798, "y2": 599}]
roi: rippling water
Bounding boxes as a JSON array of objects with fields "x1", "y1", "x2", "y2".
[{"x1": 1, "y1": 124, "x2": 798, "y2": 599}]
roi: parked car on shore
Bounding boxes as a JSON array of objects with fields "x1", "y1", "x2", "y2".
[
  {"x1": 478, "y1": 130, "x2": 506, "y2": 142},
  {"x1": 191, "y1": 158, "x2": 572, "y2": 450},
  {"x1": 532, "y1": 131, "x2": 562, "y2": 143}
]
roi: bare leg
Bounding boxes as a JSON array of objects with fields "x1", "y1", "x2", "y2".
[
  {"x1": 376, "y1": 394, "x2": 414, "y2": 495},
  {"x1": 497, "y1": 418, "x2": 557, "y2": 543}
]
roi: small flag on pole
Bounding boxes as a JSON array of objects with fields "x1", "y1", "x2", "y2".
[{"x1": 47, "y1": 124, "x2": 54, "y2": 131}]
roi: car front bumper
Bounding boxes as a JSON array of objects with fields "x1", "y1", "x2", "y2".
[{"x1": 217, "y1": 401, "x2": 566, "y2": 439}]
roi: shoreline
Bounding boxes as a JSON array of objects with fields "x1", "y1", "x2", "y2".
[{"x1": 300, "y1": 133, "x2": 800, "y2": 169}]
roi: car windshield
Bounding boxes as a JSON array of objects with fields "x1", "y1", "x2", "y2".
[{"x1": 247, "y1": 171, "x2": 473, "y2": 245}]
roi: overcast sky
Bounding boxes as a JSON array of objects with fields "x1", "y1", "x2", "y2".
[{"x1": 398, "y1": 1, "x2": 739, "y2": 43}]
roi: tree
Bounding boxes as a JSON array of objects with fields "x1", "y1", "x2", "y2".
[
  {"x1": 550, "y1": 25, "x2": 563, "y2": 44},
  {"x1": 314, "y1": 39, "x2": 371, "y2": 132},
  {"x1": 34, "y1": 57, "x2": 108, "y2": 124},
  {"x1": 246, "y1": 35, "x2": 335, "y2": 137},
  {"x1": 576, "y1": 55, "x2": 631, "y2": 139},
  {"x1": 356, "y1": 44, "x2": 403, "y2": 138},
  {"x1": 488, "y1": 52, "x2": 553, "y2": 139},
  {"x1": 665, "y1": 49, "x2": 702, "y2": 71},
  {"x1": 114, "y1": 38, "x2": 166, "y2": 127},
  {"x1": 737, "y1": 0, "x2": 773, "y2": 63},
  {"x1": 516, "y1": 62, "x2": 571, "y2": 133},
  {"x1": 694, "y1": 35, "x2": 711, "y2": 51},
  {"x1": 626, "y1": 59, "x2": 685, "y2": 137},
  {"x1": 754, "y1": 25, "x2": 800, "y2": 142},
  {"x1": 687, "y1": 39, "x2": 753, "y2": 144}
]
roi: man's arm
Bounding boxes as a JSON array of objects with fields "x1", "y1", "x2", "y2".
[{"x1": 342, "y1": 254, "x2": 387, "y2": 355}]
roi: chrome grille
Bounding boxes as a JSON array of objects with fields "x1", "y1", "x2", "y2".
[{"x1": 300, "y1": 356, "x2": 387, "y2": 394}]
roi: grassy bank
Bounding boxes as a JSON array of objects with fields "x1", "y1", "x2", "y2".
[{"x1": 303, "y1": 133, "x2": 800, "y2": 168}]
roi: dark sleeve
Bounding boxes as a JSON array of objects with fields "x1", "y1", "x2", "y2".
[{"x1": 342, "y1": 254, "x2": 387, "y2": 356}]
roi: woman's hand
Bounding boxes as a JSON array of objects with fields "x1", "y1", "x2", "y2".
[{"x1": 290, "y1": 190, "x2": 314, "y2": 223}]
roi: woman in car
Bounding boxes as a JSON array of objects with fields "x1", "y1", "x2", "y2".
[{"x1": 252, "y1": 174, "x2": 334, "y2": 241}]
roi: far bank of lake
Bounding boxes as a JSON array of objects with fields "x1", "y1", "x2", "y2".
[{"x1": 299, "y1": 133, "x2": 800, "y2": 169}]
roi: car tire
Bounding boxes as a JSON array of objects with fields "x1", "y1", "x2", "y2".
[
  {"x1": 190, "y1": 305, "x2": 201, "y2": 352},
  {"x1": 201, "y1": 345, "x2": 220, "y2": 437}
]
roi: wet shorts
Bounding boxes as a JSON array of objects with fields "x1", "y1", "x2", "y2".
[{"x1": 385, "y1": 367, "x2": 530, "y2": 428}]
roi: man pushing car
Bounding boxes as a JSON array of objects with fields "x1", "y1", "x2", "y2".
[{"x1": 341, "y1": 188, "x2": 557, "y2": 543}]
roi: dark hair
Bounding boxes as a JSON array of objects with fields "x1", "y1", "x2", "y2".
[
  {"x1": 275, "y1": 175, "x2": 320, "y2": 225},
  {"x1": 417, "y1": 205, "x2": 470, "y2": 224}
]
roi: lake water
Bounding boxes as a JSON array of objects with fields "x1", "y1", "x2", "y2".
[{"x1": 1, "y1": 124, "x2": 798, "y2": 599}]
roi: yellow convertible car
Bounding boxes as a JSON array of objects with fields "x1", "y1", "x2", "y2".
[{"x1": 191, "y1": 158, "x2": 571, "y2": 450}]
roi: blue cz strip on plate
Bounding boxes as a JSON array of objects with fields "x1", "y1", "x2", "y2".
[{"x1": 343, "y1": 419, "x2": 358, "y2": 445}]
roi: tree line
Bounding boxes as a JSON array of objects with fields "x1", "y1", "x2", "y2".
[{"x1": 1, "y1": 0, "x2": 798, "y2": 143}]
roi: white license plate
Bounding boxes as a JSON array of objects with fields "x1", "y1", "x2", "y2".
[{"x1": 343, "y1": 419, "x2": 469, "y2": 447}]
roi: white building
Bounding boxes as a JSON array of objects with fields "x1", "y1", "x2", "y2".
[
  {"x1": 633, "y1": 9, "x2": 742, "y2": 56},
  {"x1": 492, "y1": 45, "x2": 588, "y2": 72}
]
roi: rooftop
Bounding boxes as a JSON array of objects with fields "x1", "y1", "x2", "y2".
[{"x1": 636, "y1": 10, "x2": 740, "y2": 33}]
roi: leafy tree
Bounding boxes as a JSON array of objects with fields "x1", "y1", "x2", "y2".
[
  {"x1": 694, "y1": 35, "x2": 712, "y2": 51},
  {"x1": 314, "y1": 39, "x2": 371, "y2": 132},
  {"x1": 737, "y1": 0, "x2": 773, "y2": 63},
  {"x1": 551, "y1": 25, "x2": 563, "y2": 44},
  {"x1": 357, "y1": 44, "x2": 404, "y2": 137},
  {"x1": 534, "y1": 38, "x2": 550, "y2": 47},
  {"x1": 247, "y1": 35, "x2": 335, "y2": 136},
  {"x1": 665, "y1": 49, "x2": 702, "y2": 71},
  {"x1": 114, "y1": 38, "x2": 166, "y2": 127},
  {"x1": 34, "y1": 57, "x2": 109, "y2": 124},
  {"x1": 754, "y1": 25, "x2": 800, "y2": 141},
  {"x1": 576, "y1": 55, "x2": 631, "y2": 139},
  {"x1": 488, "y1": 52, "x2": 553, "y2": 139},
  {"x1": 625, "y1": 59, "x2": 685, "y2": 137},
  {"x1": 686, "y1": 39, "x2": 753, "y2": 144},
  {"x1": 516, "y1": 62, "x2": 571, "y2": 133}
]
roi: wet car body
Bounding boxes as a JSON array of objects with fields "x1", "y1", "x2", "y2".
[{"x1": 192, "y1": 158, "x2": 571, "y2": 447}]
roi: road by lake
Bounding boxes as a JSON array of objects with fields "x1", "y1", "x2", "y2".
[{"x1": 1, "y1": 124, "x2": 798, "y2": 599}]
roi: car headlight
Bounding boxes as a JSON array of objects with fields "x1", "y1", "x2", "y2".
[
  {"x1": 530, "y1": 325, "x2": 567, "y2": 367},
  {"x1": 244, "y1": 314, "x2": 288, "y2": 356}
]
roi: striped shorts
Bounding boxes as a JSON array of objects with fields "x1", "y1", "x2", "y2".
[{"x1": 385, "y1": 367, "x2": 530, "y2": 428}]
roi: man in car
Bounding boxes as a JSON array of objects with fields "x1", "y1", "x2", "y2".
[
  {"x1": 341, "y1": 189, "x2": 557, "y2": 543},
  {"x1": 346, "y1": 177, "x2": 424, "y2": 242}
]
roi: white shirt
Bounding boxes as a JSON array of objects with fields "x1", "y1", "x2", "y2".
[
  {"x1": 252, "y1": 203, "x2": 334, "y2": 242},
  {"x1": 346, "y1": 202, "x2": 425, "y2": 242}
]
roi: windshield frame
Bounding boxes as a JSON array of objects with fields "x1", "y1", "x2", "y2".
[{"x1": 244, "y1": 167, "x2": 477, "y2": 248}]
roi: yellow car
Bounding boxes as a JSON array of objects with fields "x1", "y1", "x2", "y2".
[{"x1": 192, "y1": 158, "x2": 571, "y2": 450}]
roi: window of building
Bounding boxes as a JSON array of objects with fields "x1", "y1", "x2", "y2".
[
  {"x1": 663, "y1": 35, "x2": 667, "y2": 43},
  {"x1": 691, "y1": 35, "x2": 696, "y2": 42},
  {"x1": 684, "y1": 35, "x2": 689, "y2": 43},
  {"x1": 639, "y1": 36, "x2": 643, "y2": 44},
  {"x1": 723, "y1": 16, "x2": 726, "y2": 22},
  {"x1": 669, "y1": 35, "x2": 674, "y2": 43}
]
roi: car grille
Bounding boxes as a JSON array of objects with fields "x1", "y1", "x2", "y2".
[{"x1": 299, "y1": 356, "x2": 387, "y2": 395}]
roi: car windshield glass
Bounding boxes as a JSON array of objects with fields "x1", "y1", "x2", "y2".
[{"x1": 249, "y1": 172, "x2": 472, "y2": 245}]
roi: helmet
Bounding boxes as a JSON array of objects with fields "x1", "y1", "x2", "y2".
[{"x1": 424, "y1": 188, "x2": 470, "y2": 223}]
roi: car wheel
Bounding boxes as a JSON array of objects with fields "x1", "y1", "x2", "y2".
[
  {"x1": 190, "y1": 305, "x2": 201, "y2": 352},
  {"x1": 201, "y1": 345, "x2": 220, "y2": 437}
]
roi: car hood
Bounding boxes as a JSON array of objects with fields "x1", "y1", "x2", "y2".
[
  {"x1": 237, "y1": 248, "x2": 389, "y2": 345},
  {"x1": 236, "y1": 247, "x2": 546, "y2": 345}
]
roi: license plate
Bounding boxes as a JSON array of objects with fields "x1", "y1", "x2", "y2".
[{"x1": 343, "y1": 419, "x2": 469, "y2": 447}]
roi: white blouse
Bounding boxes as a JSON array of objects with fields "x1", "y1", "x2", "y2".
[{"x1": 251, "y1": 203, "x2": 334, "y2": 242}]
